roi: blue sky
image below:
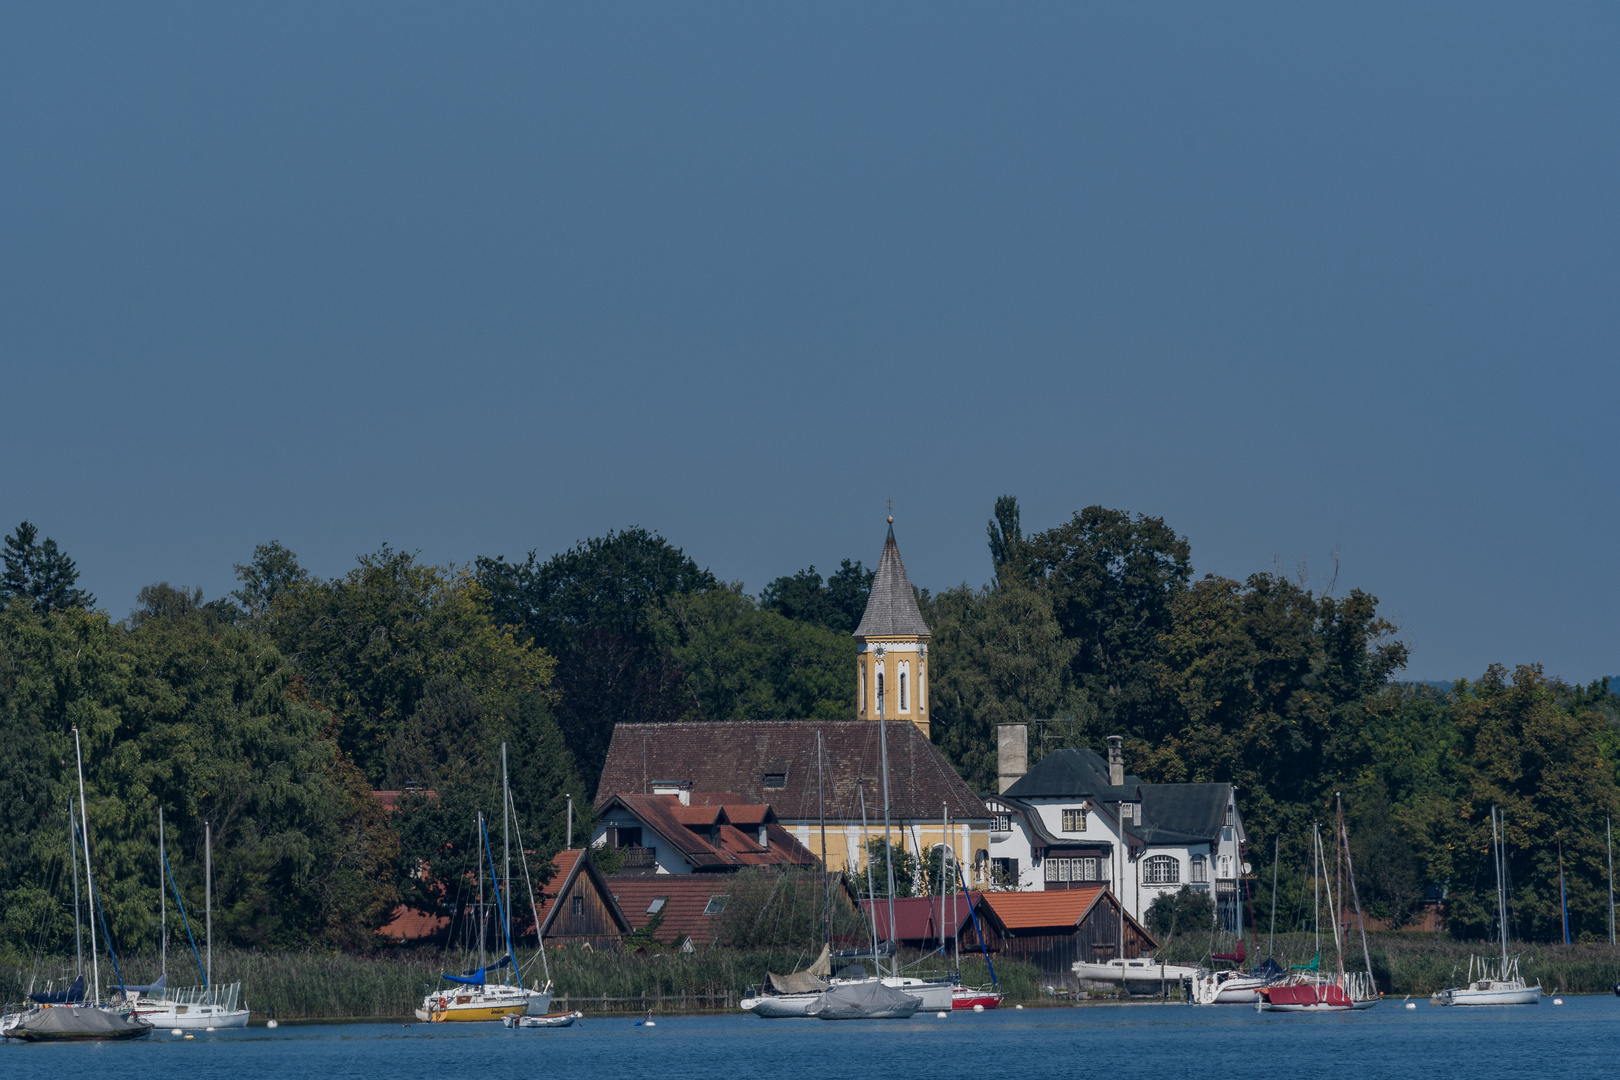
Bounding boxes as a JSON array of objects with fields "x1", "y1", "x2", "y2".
[{"x1": 2, "y1": 4, "x2": 1615, "y2": 681}]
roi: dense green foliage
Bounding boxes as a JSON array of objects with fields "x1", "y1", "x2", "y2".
[{"x1": 760, "y1": 559, "x2": 874, "y2": 634}]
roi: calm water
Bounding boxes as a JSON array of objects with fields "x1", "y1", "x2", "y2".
[{"x1": 3, "y1": 999, "x2": 1613, "y2": 1080}]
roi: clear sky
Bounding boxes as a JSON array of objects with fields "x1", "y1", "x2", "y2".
[{"x1": 2, "y1": 4, "x2": 1615, "y2": 681}]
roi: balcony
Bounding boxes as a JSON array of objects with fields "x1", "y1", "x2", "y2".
[{"x1": 620, "y1": 845, "x2": 657, "y2": 869}]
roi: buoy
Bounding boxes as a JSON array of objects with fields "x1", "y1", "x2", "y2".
[
  {"x1": 1405, "y1": 1002, "x2": 1416, "y2": 1010},
  {"x1": 1554, "y1": 998, "x2": 1564, "y2": 1005},
  {"x1": 205, "y1": 1026, "x2": 215, "y2": 1032},
  {"x1": 171, "y1": 1028, "x2": 183, "y2": 1036},
  {"x1": 184, "y1": 1034, "x2": 194, "y2": 1040},
  {"x1": 973, "y1": 1004, "x2": 985, "y2": 1013},
  {"x1": 267, "y1": 1019, "x2": 278, "y2": 1029},
  {"x1": 1014, "y1": 1004, "x2": 1024, "y2": 1010},
  {"x1": 936, "y1": 1011, "x2": 948, "y2": 1018}
]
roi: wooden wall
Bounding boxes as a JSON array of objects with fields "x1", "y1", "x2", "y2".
[
  {"x1": 546, "y1": 872, "x2": 627, "y2": 951},
  {"x1": 968, "y1": 893, "x2": 1150, "y2": 983}
]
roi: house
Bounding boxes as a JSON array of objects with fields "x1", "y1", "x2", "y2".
[
  {"x1": 593, "y1": 792, "x2": 819, "y2": 874},
  {"x1": 593, "y1": 518, "x2": 993, "y2": 885},
  {"x1": 603, "y1": 876, "x2": 740, "y2": 952},
  {"x1": 971, "y1": 889, "x2": 1156, "y2": 984},
  {"x1": 534, "y1": 849, "x2": 633, "y2": 950},
  {"x1": 858, "y1": 893, "x2": 987, "y2": 951},
  {"x1": 986, "y1": 726, "x2": 1247, "y2": 933}
]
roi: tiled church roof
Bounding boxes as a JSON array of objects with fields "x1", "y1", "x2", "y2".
[{"x1": 852, "y1": 524, "x2": 931, "y2": 638}]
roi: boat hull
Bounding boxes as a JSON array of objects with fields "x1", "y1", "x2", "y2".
[
  {"x1": 504, "y1": 1010, "x2": 583, "y2": 1028},
  {"x1": 879, "y1": 978, "x2": 954, "y2": 1011},
  {"x1": 952, "y1": 988, "x2": 1002, "y2": 1011},
  {"x1": 1257, "y1": 984, "x2": 1377, "y2": 1013},
  {"x1": 1190, "y1": 973, "x2": 1267, "y2": 1005},
  {"x1": 415, "y1": 987, "x2": 551, "y2": 1023},
  {"x1": 741, "y1": 992, "x2": 822, "y2": 1018},
  {"x1": 1073, "y1": 959, "x2": 1198, "y2": 989},
  {"x1": 1431, "y1": 985, "x2": 1541, "y2": 1006},
  {"x1": 135, "y1": 1006, "x2": 250, "y2": 1029}
]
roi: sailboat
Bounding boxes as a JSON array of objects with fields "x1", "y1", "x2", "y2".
[
  {"x1": 1256, "y1": 802, "x2": 1379, "y2": 1013},
  {"x1": 5, "y1": 729, "x2": 152, "y2": 1041},
  {"x1": 417, "y1": 745, "x2": 552, "y2": 1022},
  {"x1": 1431, "y1": 806, "x2": 1541, "y2": 1006},
  {"x1": 123, "y1": 814, "x2": 249, "y2": 1028}
]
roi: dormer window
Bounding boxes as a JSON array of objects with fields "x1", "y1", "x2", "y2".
[
  {"x1": 1121, "y1": 803, "x2": 1140, "y2": 825},
  {"x1": 764, "y1": 773, "x2": 786, "y2": 789},
  {"x1": 1062, "y1": 808, "x2": 1087, "y2": 833}
]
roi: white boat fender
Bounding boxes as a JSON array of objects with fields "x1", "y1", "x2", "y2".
[
  {"x1": 171, "y1": 1028, "x2": 184, "y2": 1036},
  {"x1": 267, "y1": 1020, "x2": 278, "y2": 1029},
  {"x1": 973, "y1": 1004, "x2": 984, "y2": 1012},
  {"x1": 1405, "y1": 1002, "x2": 1416, "y2": 1010},
  {"x1": 1554, "y1": 998, "x2": 1564, "y2": 1005},
  {"x1": 206, "y1": 1026, "x2": 215, "y2": 1032},
  {"x1": 1014, "y1": 1004, "x2": 1024, "y2": 1010},
  {"x1": 936, "y1": 1011, "x2": 948, "y2": 1018}
]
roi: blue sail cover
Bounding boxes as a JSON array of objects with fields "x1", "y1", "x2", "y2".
[
  {"x1": 114, "y1": 975, "x2": 167, "y2": 995},
  {"x1": 442, "y1": 956, "x2": 511, "y2": 986},
  {"x1": 29, "y1": 974, "x2": 86, "y2": 1004}
]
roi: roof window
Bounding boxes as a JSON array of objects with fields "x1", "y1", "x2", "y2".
[
  {"x1": 647, "y1": 898, "x2": 666, "y2": 916},
  {"x1": 764, "y1": 773, "x2": 786, "y2": 789},
  {"x1": 703, "y1": 894, "x2": 729, "y2": 916}
]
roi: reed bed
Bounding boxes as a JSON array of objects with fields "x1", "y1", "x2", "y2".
[{"x1": 1, "y1": 947, "x2": 1049, "y2": 1018}]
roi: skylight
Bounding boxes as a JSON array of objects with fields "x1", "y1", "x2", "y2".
[{"x1": 648, "y1": 898, "x2": 666, "y2": 915}]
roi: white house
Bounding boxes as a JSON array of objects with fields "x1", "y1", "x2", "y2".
[{"x1": 985, "y1": 728, "x2": 1247, "y2": 934}]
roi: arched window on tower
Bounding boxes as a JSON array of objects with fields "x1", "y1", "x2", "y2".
[
  {"x1": 876, "y1": 669, "x2": 885, "y2": 713},
  {"x1": 860, "y1": 658, "x2": 867, "y2": 713},
  {"x1": 898, "y1": 662, "x2": 909, "y2": 713}
]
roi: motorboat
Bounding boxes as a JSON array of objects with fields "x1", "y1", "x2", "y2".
[
  {"x1": 807, "y1": 981, "x2": 922, "y2": 1020},
  {"x1": 1072, "y1": 957, "x2": 1198, "y2": 994},
  {"x1": 504, "y1": 1010, "x2": 583, "y2": 1028}
]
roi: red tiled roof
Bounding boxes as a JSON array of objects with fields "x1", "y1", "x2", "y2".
[
  {"x1": 860, "y1": 894, "x2": 985, "y2": 942},
  {"x1": 376, "y1": 905, "x2": 449, "y2": 941},
  {"x1": 979, "y1": 888, "x2": 1106, "y2": 930},
  {"x1": 605, "y1": 876, "x2": 733, "y2": 948},
  {"x1": 369, "y1": 789, "x2": 438, "y2": 811},
  {"x1": 603, "y1": 794, "x2": 819, "y2": 870},
  {"x1": 596, "y1": 721, "x2": 988, "y2": 822}
]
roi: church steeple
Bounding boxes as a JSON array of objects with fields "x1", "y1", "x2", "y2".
[{"x1": 854, "y1": 515, "x2": 931, "y2": 736}]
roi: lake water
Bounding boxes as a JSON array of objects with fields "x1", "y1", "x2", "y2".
[{"x1": 3, "y1": 998, "x2": 1612, "y2": 1080}]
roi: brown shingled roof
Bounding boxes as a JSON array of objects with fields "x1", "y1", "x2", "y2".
[
  {"x1": 596, "y1": 720, "x2": 987, "y2": 823},
  {"x1": 602, "y1": 793, "x2": 820, "y2": 869},
  {"x1": 605, "y1": 876, "x2": 733, "y2": 948}
]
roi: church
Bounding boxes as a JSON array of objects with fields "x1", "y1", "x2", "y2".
[{"x1": 593, "y1": 517, "x2": 994, "y2": 883}]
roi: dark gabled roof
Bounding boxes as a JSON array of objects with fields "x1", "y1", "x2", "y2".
[
  {"x1": 1137, "y1": 783, "x2": 1230, "y2": 845},
  {"x1": 853, "y1": 526, "x2": 930, "y2": 638},
  {"x1": 596, "y1": 721, "x2": 988, "y2": 822},
  {"x1": 1001, "y1": 748, "x2": 1141, "y2": 801}
]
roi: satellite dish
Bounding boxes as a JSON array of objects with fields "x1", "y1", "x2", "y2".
[{"x1": 1241, "y1": 861, "x2": 1253, "y2": 875}]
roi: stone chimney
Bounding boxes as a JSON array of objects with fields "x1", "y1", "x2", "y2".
[
  {"x1": 1107, "y1": 735, "x2": 1124, "y2": 787},
  {"x1": 997, "y1": 724, "x2": 1028, "y2": 794}
]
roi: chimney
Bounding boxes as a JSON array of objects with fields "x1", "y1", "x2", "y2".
[
  {"x1": 1107, "y1": 735, "x2": 1124, "y2": 787},
  {"x1": 997, "y1": 724, "x2": 1028, "y2": 794}
]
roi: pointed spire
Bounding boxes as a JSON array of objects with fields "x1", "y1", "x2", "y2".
[{"x1": 854, "y1": 517, "x2": 930, "y2": 638}]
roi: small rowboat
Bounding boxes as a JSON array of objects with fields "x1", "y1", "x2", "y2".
[{"x1": 503, "y1": 1010, "x2": 583, "y2": 1029}]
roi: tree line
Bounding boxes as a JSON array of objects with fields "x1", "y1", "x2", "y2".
[{"x1": 3, "y1": 503, "x2": 1618, "y2": 955}]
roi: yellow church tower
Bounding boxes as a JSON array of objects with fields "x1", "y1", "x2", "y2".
[{"x1": 854, "y1": 515, "x2": 932, "y2": 737}]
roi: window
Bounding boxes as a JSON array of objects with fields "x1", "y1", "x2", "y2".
[
  {"x1": 1218, "y1": 854, "x2": 1233, "y2": 879},
  {"x1": 876, "y1": 669, "x2": 885, "y2": 711},
  {"x1": 1190, "y1": 855, "x2": 1208, "y2": 883},
  {"x1": 1143, "y1": 855, "x2": 1180, "y2": 884},
  {"x1": 898, "y1": 662, "x2": 909, "y2": 712},
  {"x1": 1120, "y1": 803, "x2": 1139, "y2": 825},
  {"x1": 764, "y1": 773, "x2": 786, "y2": 789},
  {"x1": 1043, "y1": 857, "x2": 1101, "y2": 883},
  {"x1": 1224, "y1": 805, "x2": 1234, "y2": 827},
  {"x1": 860, "y1": 659, "x2": 867, "y2": 712},
  {"x1": 703, "y1": 894, "x2": 729, "y2": 916},
  {"x1": 991, "y1": 857, "x2": 1019, "y2": 882},
  {"x1": 1062, "y1": 808, "x2": 1087, "y2": 833},
  {"x1": 571, "y1": 895, "x2": 583, "y2": 916},
  {"x1": 609, "y1": 826, "x2": 642, "y2": 849},
  {"x1": 647, "y1": 898, "x2": 666, "y2": 916},
  {"x1": 1222, "y1": 826, "x2": 1234, "y2": 842},
  {"x1": 991, "y1": 814, "x2": 1011, "y2": 832}
]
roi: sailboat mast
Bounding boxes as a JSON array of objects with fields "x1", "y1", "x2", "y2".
[
  {"x1": 159, "y1": 807, "x2": 167, "y2": 982},
  {"x1": 70, "y1": 799, "x2": 82, "y2": 980},
  {"x1": 1312, "y1": 822, "x2": 1319, "y2": 964},
  {"x1": 1269, "y1": 835, "x2": 1278, "y2": 960},
  {"x1": 859, "y1": 783, "x2": 881, "y2": 970},
  {"x1": 72, "y1": 727, "x2": 100, "y2": 1005},
  {"x1": 1492, "y1": 807, "x2": 1506, "y2": 971},
  {"x1": 206, "y1": 821, "x2": 212, "y2": 989},
  {"x1": 877, "y1": 688, "x2": 897, "y2": 977},
  {"x1": 477, "y1": 811, "x2": 486, "y2": 972},
  {"x1": 818, "y1": 730, "x2": 829, "y2": 949},
  {"x1": 1339, "y1": 800, "x2": 1377, "y2": 996},
  {"x1": 502, "y1": 742, "x2": 511, "y2": 980},
  {"x1": 1608, "y1": 816, "x2": 1615, "y2": 946}
]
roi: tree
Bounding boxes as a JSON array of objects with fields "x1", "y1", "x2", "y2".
[
  {"x1": 760, "y1": 559, "x2": 874, "y2": 634},
  {"x1": 926, "y1": 582, "x2": 1087, "y2": 791},
  {"x1": 127, "y1": 582, "x2": 239, "y2": 630},
  {"x1": 1145, "y1": 885, "x2": 1215, "y2": 937},
  {"x1": 854, "y1": 838, "x2": 920, "y2": 900},
  {"x1": 1024, "y1": 506, "x2": 1191, "y2": 732},
  {"x1": 2, "y1": 521, "x2": 94, "y2": 613},
  {"x1": 475, "y1": 528, "x2": 715, "y2": 792},
  {"x1": 650, "y1": 585, "x2": 851, "y2": 723},
  {"x1": 232, "y1": 541, "x2": 309, "y2": 618},
  {"x1": 986, "y1": 495, "x2": 1028, "y2": 587}
]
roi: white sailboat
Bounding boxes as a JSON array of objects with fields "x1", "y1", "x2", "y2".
[
  {"x1": 126, "y1": 815, "x2": 249, "y2": 1028},
  {"x1": 417, "y1": 745, "x2": 552, "y2": 1022},
  {"x1": 1431, "y1": 806, "x2": 1541, "y2": 1007}
]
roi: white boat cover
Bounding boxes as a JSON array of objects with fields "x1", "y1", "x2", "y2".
[
  {"x1": 806, "y1": 981, "x2": 921, "y2": 1020},
  {"x1": 10, "y1": 1007, "x2": 152, "y2": 1040}
]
